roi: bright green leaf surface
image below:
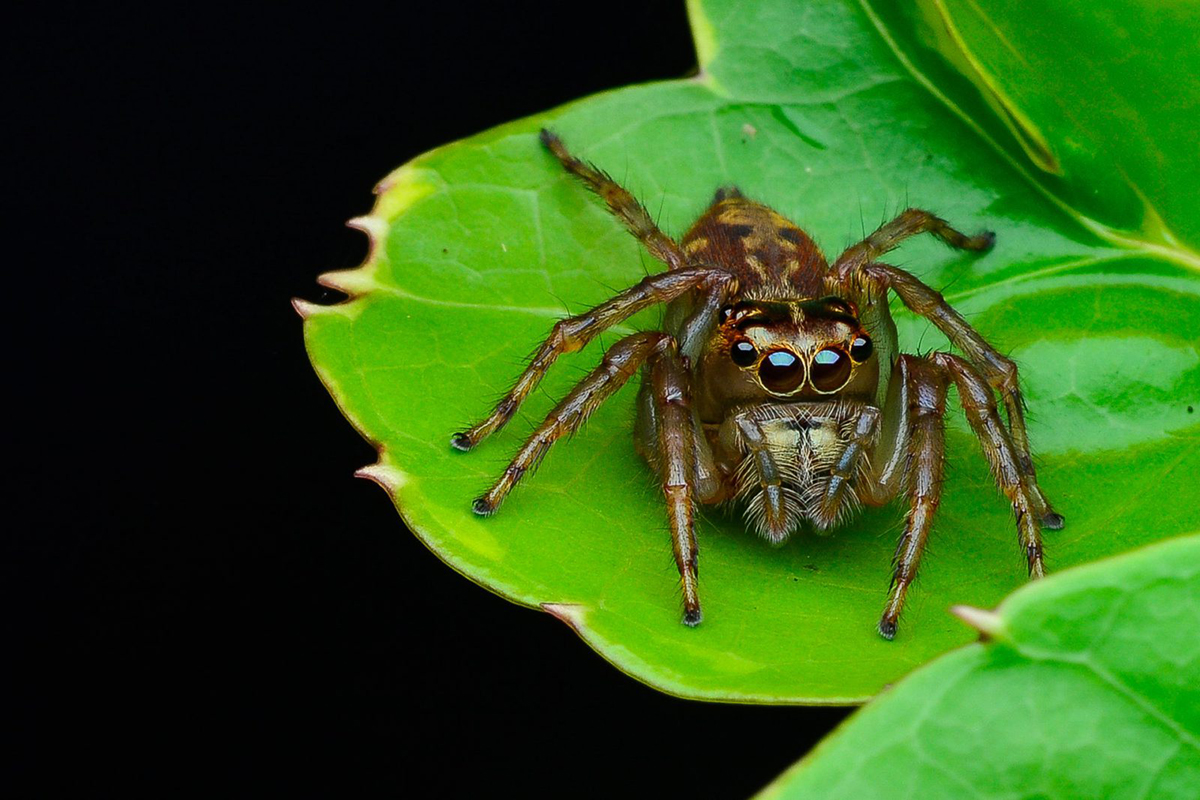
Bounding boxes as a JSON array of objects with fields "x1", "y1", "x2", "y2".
[
  {"x1": 299, "y1": 0, "x2": 1200, "y2": 702},
  {"x1": 879, "y1": 0, "x2": 1200, "y2": 254},
  {"x1": 759, "y1": 534, "x2": 1200, "y2": 798}
]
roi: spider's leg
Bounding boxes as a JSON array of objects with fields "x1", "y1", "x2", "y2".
[
  {"x1": 861, "y1": 355, "x2": 916, "y2": 504},
  {"x1": 879, "y1": 355, "x2": 949, "y2": 640},
  {"x1": 862, "y1": 262, "x2": 1062, "y2": 529},
  {"x1": 452, "y1": 268, "x2": 730, "y2": 450},
  {"x1": 647, "y1": 339, "x2": 704, "y2": 625},
  {"x1": 814, "y1": 405, "x2": 881, "y2": 527},
  {"x1": 635, "y1": 281, "x2": 731, "y2": 504},
  {"x1": 540, "y1": 129, "x2": 688, "y2": 271},
  {"x1": 472, "y1": 332, "x2": 671, "y2": 516},
  {"x1": 831, "y1": 207, "x2": 994, "y2": 277},
  {"x1": 933, "y1": 352, "x2": 1047, "y2": 579},
  {"x1": 734, "y1": 416, "x2": 800, "y2": 544}
]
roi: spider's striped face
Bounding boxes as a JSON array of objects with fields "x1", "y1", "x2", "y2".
[{"x1": 705, "y1": 297, "x2": 878, "y2": 406}]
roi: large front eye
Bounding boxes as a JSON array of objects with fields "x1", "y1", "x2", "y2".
[
  {"x1": 730, "y1": 340, "x2": 758, "y2": 367},
  {"x1": 810, "y1": 348, "x2": 852, "y2": 393},
  {"x1": 758, "y1": 349, "x2": 805, "y2": 394}
]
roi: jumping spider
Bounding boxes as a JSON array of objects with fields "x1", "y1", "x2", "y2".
[{"x1": 452, "y1": 130, "x2": 1063, "y2": 639}]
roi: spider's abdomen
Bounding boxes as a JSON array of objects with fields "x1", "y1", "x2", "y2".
[{"x1": 681, "y1": 193, "x2": 828, "y2": 298}]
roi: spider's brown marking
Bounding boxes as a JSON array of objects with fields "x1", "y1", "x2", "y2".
[
  {"x1": 680, "y1": 197, "x2": 828, "y2": 298},
  {"x1": 456, "y1": 129, "x2": 1062, "y2": 637}
]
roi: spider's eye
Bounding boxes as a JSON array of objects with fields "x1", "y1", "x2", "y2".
[
  {"x1": 730, "y1": 340, "x2": 758, "y2": 367},
  {"x1": 850, "y1": 334, "x2": 873, "y2": 363},
  {"x1": 810, "y1": 348, "x2": 852, "y2": 393},
  {"x1": 758, "y1": 349, "x2": 804, "y2": 394},
  {"x1": 823, "y1": 297, "x2": 855, "y2": 316}
]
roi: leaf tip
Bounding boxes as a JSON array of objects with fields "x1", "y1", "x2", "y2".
[
  {"x1": 291, "y1": 297, "x2": 321, "y2": 319},
  {"x1": 317, "y1": 266, "x2": 377, "y2": 297},
  {"x1": 354, "y1": 461, "x2": 408, "y2": 495},
  {"x1": 542, "y1": 602, "x2": 587, "y2": 630},
  {"x1": 950, "y1": 605, "x2": 1008, "y2": 641},
  {"x1": 346, "y1": 214, "x2": 387, "y2": 251}
]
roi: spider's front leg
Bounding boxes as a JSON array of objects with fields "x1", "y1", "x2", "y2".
[
  {"x1": 878, "y1": 355, "x2": 950, "y2": 639},
  {"x1": 648, "y1": 340, "x2": 705, "y2": 625},
  {"x1": 451, "y1": 268, "x2": 729, "y2": 451},
  {"x1": 932, "y1": 352, "x2": 1049, "y2": 578},
  {"x1": 831, "y1": 211, "x2": 1059, "y2": 528},
  {"x1": 863, "y1": 261, "x2": 1061, "y2": 529},
  {"x1": 470, "y1": 328, "x2": 706, "y2": 626},
  {"x1": 874, "y1": 351, "x2": 1053, "y2": 639},
  {"x1": 470, "y1": 331, "x2": 672, "y2": 516}
]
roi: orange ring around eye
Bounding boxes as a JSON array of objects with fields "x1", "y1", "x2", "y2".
[
  {"x1": 809, "y1": 347, "x2": 852, "y2": 394},
  {"x1": 758, "y1": 349, "x2": 806, "y2": 394}
]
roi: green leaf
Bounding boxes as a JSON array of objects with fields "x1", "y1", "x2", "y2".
[
  {"x1": 298, "y1": 0, "x2": 1200, "y2": 702},
  {"x1": 759, "y1": 533, "x2": 1200, "y2": 798},
  {"x1": 871, "y1": 0, "x2": 1200, "y2": 255}
]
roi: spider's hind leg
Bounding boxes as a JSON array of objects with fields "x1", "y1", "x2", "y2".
[
  {"x1": 833, "y1": 208, "x2": 994, "y2": 278},
  {"x1": 540, "y1": 129, "x2": 688, "y2": 271}
]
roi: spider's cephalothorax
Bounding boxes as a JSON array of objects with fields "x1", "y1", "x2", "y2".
[{"x1": 451, "y1": 130, "x2": 1064, "y2": 639}]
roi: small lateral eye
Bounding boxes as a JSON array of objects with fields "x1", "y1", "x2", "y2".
[
  {"x1": 810, "y1": 348, "x2": 853, "y2": 393},
  {"x1": 730, "y1": 340, "x2": 758, "y2": 367},
  {"x1": 823, "y1": 298, "x2": 854, "y2": 315},
  {"x1": 850, "y1": 334, "x2": 873, "y2": 362}
]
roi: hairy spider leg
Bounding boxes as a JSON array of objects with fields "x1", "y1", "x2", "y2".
[
  {"x1": 879, "y1": 355, "x2": 948, "y2": 640},
  {"x1": 933, "y1": 352, "x2": 1047, "y2": 579},
  {"x1": 540, "y1": 129, "x2": 688, "y2": 271},
  {"x1": 451, "y1": 267, "x2": 726, "y2": 450},
  {"x1": 649, "y1": 341, "x2": 704, "y2": 625},
  {"x1": 831, "y1": 207, "x2": 995, "y2": 276},
  {"x1": 878, "y1": 350, "x2": 1053, "y2": 639},
  {"x1": 471, "y1": 330, "x2": 707, "y2": 627},
  {"x1": 471, "y1": 332, "x2": 673, "y2": 515},
  {"x1": 636, "y1": 281, "x2": 731, "y2": 504},
  {"x1": 829, "y1": 210, "x2": 1058, "y2": 528},
  {"x1": 862, "y1": 261, "x2": 1061, "y2": 529}
]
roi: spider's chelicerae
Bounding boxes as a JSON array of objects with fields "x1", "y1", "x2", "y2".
[{"x1": 452, "y1": 130, "x2": 1064, "y2": 639}]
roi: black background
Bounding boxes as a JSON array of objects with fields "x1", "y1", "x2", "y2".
[{"x1": 9, "y1": 3, "x2": 852, "y2": 794}]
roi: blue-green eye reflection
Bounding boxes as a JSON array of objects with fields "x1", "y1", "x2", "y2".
[{"x1": 811, "y1": 348, "x2": 851, "y2": 393}]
